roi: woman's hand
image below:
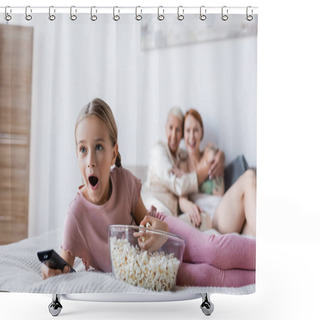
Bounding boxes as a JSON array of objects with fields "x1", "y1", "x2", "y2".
[
  {"x1": 178, "y1": 196, "x2": 202, "y2": 228},
  {"x1": 208, "y1": 149, "x2": 225, "y2": 179},
  {"x1": 203, "y1": 144, "x2": 216, "y2": 163},
  {"x1": 134, "y1": 215, "x2": 169, "y2": 251},
  {"x1": 41, "y1": 264, "x2": 70, "y2": 280},
  {"x1": 171, "y1": 167, "x2": 185, "y2": 178},
  {"x1": 184, "y1": 200, "x2": 203, "y2": 228}
]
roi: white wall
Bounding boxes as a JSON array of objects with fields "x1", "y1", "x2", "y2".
[
  {"x1": 113, "y1": 15, "x2": 257, "y2": 168},
  {"x1": 137, "y1": 31, "x2": 257, "y2": 167}
]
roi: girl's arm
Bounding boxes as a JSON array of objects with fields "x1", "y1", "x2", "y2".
[
  {"x1": 132, "y1": 196, "x2": 169, "y2": 232},
  {"x1": 132, "y1": 195, "x2": 151, "y2": 226},
  {"x1": 41, "y1": 250, "x2": 75, "y2": 280},
  {"x1": 132, "y1": 196, "x2": 169, "y2": 251},
  {"x1": 60, "y1": 249, "x2": 76, "y2": 268}
]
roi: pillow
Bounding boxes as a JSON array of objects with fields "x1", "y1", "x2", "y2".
[{"x1": 224, "y1": 155, "x2": 249, "y2": 191}]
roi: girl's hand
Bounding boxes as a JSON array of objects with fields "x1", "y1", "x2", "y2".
[
  {"x1": 134, "y1": 215, "x2": 169, "y2": 251},
  {"x1": 184, "y1": 201, "x2": 202, "y2": 228},
  {"x1": 41, "y1": 264, "x2": 70, "y2": 280}
]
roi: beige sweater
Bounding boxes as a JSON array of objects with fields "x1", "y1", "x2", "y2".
[{"x1": 142, "y1": 141, "x2": 198, "y2": 216}]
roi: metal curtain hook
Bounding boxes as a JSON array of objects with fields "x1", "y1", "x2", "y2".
[
  {"x1": 49, "y1": 6, "x2": 56, "y2": 21},
  {"x1": 135, "y1": 6, "x2": 142, "y2": 21},
  {"x1": 25, "y1": 6, "x2": 32, "y2": 21},
  {"x1": 246, "y1": 6, "x2": 254, "y2": 21},
  {"x1": 200, "y1": 6, "x2": 207, "y2": 21},
  {"x1": 113, "y1": 6, "x2": 120, "y2": 21},
  {"x1": 157, "y1": 6, "x2": 164, "y2": 21},
  {"x1": 5, "y1": 6, "x2": 12, "y2": 21},
  {"x1": 221, "y1": 6, "x2": 228, "y2": 21},
  {"x1": 90, "y1": 6, "x2": 97, "y2": 21},
  {"x1": 177, "y1": 6, "x2": 184, "y2": 21},
  {"x1": 70, "y1": 6, "x2": 77, "y2": 21}
]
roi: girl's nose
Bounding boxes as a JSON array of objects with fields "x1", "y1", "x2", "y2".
[{"x1": 87, "y1": 152, "x2": 96, "y2": 167}]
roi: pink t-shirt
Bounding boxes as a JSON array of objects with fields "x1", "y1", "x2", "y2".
[{"x1": 62, "y1": 166, "x2": 141, "y2": 272}]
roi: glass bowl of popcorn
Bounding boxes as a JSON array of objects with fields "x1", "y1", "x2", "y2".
[{"x1": 108, "y1": 224, "x2": 185, "y2": 291}]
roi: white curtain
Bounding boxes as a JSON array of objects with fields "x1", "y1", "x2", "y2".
[{"x1": 9, "y1": 13, "x2": 257, "y2": 237}]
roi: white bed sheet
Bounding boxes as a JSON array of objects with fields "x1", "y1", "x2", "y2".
[{"x1": 0, "y1": 229, "x2": 255, "y2": 296}]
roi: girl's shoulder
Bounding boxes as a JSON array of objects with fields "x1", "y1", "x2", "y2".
[
  {"x1": 69, "y1": 185, "x2": 103, "y2": 212},
  {"x1": 67, "y1": 189, "x2": 87, "y2": 217},
  {"x1": 110, "y1": 167, "x2": 141, "y2": 206},
  {"x1": 111, "y1": 166, "x2": 141, "y2": 185},
  {"x1": 111, "y1": 165, "x2": 132, "y2": 178}
]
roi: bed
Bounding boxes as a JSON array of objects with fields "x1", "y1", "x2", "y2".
[
  {"x1": 0, "y1": 156, "x2": 254, "y2": 316},
  {"x1": 0, "y1": 227, "x2": 254, "y2": 315}
]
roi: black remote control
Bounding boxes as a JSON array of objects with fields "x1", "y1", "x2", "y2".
[{"x1": 37, "y1": 249, "x2": 75, "y2": 273}]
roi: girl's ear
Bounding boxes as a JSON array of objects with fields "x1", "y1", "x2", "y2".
[{"x1": 112, "y1": 143, "x2": 118, "y2": 165}]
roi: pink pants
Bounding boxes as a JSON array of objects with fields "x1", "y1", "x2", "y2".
[{"x1": 153, "y1": 211, "x2": 256, "y2": 287}]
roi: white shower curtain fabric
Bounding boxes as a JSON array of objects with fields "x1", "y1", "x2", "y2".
[{"x1": 6, "y1": 13, "x2": 257, "y2": 238}]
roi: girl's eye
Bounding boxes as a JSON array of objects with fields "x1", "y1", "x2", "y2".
[
  {"x1": 80, "y1": 146, "x2": 86, "y2": 153},
  {"x1": 96, "y1": 144, "x2": 103, "y2": 151}
]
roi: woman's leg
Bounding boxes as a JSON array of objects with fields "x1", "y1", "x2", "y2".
[
  {"x1": 212, "y1": 169, "x2": 256, "y2": 236},
  {"x1": 177, "y1": 262, "x2": 255, "y2": 287},
  {"x1": 153, "y1": 211, "x2": 256, "y2": 270}
]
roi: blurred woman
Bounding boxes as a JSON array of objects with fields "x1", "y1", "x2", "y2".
[
  {"x1": 142, "y1": 107, "x2": 225, "y2": 220},
  {"x1": 177, "y1": 109, "x2": 256, "y2": 237}
]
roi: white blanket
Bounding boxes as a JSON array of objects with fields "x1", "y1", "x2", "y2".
[{"x1": 0, "y1": 229, "x2": 255, "y2": 296}]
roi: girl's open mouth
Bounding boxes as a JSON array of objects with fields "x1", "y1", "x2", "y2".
[{"x1": 89, "y1": 176, "x2": 99, "y2": 188}]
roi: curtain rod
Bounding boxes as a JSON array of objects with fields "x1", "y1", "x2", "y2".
[{"x1": 0, "y1": 6, "x2": 259, "y2": 15}]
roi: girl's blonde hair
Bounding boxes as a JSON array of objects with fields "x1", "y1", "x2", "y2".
[{"x1": 75, "y1": 98, "x2": 121, "y2": 167}]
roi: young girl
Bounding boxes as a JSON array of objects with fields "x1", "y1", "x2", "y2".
[{"x1": 41, "y1": 98, "x2": 255, "y2": 288}]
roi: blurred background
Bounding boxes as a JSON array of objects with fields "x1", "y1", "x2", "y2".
[{"x1": 0, "y1": 12, "x2": 257, "y2": 242}]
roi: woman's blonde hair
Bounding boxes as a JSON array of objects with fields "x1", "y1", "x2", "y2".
[{"x1": 75, "y1": 98, "x2": 121, "y2": 167}]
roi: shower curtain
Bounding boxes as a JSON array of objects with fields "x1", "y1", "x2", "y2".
[{"x1": 0, "y1": 5, "x2": 257, "y2": 298}]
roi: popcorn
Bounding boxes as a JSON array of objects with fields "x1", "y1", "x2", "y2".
[{"x1": 110, "y1": 237, "x2": 180, "y2": 291}]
